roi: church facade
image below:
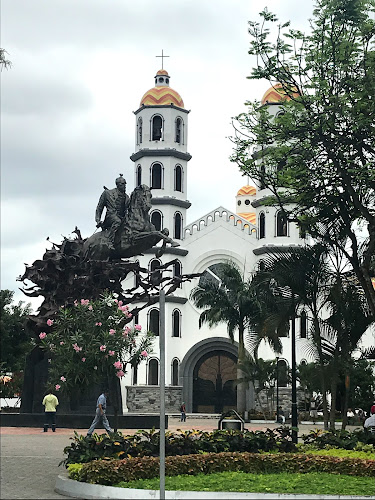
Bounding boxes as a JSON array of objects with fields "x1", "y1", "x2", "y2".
[{"x1": 120, "y1": 69, "x2": 311, "y2": 414}]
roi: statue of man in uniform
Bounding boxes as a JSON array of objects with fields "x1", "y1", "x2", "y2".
[{"x1": 95, "y1": 174, "x2": 130, "y2": 250}]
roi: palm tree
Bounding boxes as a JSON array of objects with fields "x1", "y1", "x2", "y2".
[
  {"x1": 252, "y1": 244, "x2": 333, "y2": 429},
  {"x1": 190, "y1": 261, "x2": 281, "y2": 411},
  {"x1": 236, "y1": 354, "x2": 277, "y2": 419},
  {"x1": 191, "y1": 261, "x2": 257, "y2": 359}
]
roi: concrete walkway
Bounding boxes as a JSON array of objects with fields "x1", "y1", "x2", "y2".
[{"x1": 0, "y1": 417, "x2": 370, "y2": 500}]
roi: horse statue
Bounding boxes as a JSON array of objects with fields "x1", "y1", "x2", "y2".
[{"x1": 83, "y1": 184, "x2": 179, "y2": 261}]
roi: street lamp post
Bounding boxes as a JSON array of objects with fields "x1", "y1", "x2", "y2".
[
  {"x1": 276, "y1": 356, "x2": 279, "y2": 423},
  {"x1": 291, "y1": 292, "x2": 298, "y2": 443}
]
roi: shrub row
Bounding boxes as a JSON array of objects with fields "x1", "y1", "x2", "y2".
[
  {"x1": 61, "y1": 427, "x2": 296, "y2": 466},
  {"x1": 301, "y1": 428, "x2": 375, "y2": 450},
  {"x1": 77, "y1": 452, "x2": 375, "y2": 485}
]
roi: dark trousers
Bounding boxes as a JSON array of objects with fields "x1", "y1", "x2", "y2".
[{"x1": 44, "y1": 412, "x2": 56, "y2": 432}]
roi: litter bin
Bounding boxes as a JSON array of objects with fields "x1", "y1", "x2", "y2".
[
  {"x1": 218, "y1": 409, "x2": 245, "y2": 431},
  {"x1": 221, "y1": 420, "x2": 243, "y2": 430}
]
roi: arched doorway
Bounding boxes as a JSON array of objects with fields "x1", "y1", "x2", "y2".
[
  {"x1": 193, "y1": 351, "x2": 237, "y2": 413},
  {"x1": 180, "y1": 337, "x2": 239, "y2": 413}
]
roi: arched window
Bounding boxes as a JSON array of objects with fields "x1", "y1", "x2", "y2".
[
  {"x1": 174, "y1": 165, "x2": 182, "y2": 192},
  {"x1": 133, "y1": 259, "x2": 140, "y2": 288},
  {"x1": 151, "y1": 163, "x2": 162, "y2": 189},
  {"x1": 152, "y1": 115, "x2": 163, "y2": 141},
  {"x1": 149, "y1": 258, "x2": 162, "y2": 286},
  {"x1": 172, "y1": 309, "x2": 181, "y2": 337},
  {"x1": 148, "y1": 359, "x2": 159, "y2": 385},
  {"x1": 173, "y1": 260, "x2": 182, "y2": 288},
  {"x1": 151, "y1": 211, "x2": 162, "y2": 231},
  {"x1": 175, "y1": 117, "x2": 182, "y2": 144},
  {"x1": 300, "y1": 310, "x2": 307, "y2": 338},
  {"x1": 258, "y1": 260, "x2": 265, "y2": 271},
  {"x1": 277, "y1": 359, "x2": 288, "y2": 387},
  {"x1": 137, "y1": 117, "x2": 142, "y2": 144},
  {"x1": 276, "y1": 211, "x2": 288, "y2": 236},
  {"x1": 259, "y1": 212, "x2": 266, "y2": 239},
  {"x1": 136, "y1": 165, "x2": 142, "y2": 187},
  {"x1": 171, "y1": 359, "x2": 179, "y2": 386},
  {"x1": 174, "y1": 212, "x2": 182, "y2": 239},
  {"x1": 148, "y1": 308, "x2": 160, "y2": 336}
]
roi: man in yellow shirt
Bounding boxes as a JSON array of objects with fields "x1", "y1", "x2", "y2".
[{"x1": 42, "y1": 390, "x2": 59, "y2": 432}]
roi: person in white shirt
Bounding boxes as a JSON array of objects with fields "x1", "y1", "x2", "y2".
[{"x1": 363, "y1": 405, "x2": 375, "y2": 429}]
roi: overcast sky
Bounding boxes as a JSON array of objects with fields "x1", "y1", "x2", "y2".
[{"x1": 1, "y1": 0, "x2": 315, "y2": 311}]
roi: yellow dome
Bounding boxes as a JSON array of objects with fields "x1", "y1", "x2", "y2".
[
  {"x1": 237, "y1": 185, "x2": 256, "y2": 196},
  {"x1": 140, "y1": 86, "x2": 184, "y2": 107},
  {"x1": 261, "y1": 83, "x2": 300, "y2": 105},
  {"x1": 238, "y1": 213, "x2": 256, "y2": 224},
  {"x1": 156, "y1": 69, "x2": 169, "y2": 76}
]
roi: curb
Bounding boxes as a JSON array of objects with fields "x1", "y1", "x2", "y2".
[{"x1": 55, "y1": 475, "x2": 375, "y2": 500}]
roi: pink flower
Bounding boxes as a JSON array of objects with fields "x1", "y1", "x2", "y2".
[
  {"x1": 109, "y1": 329, "x2": 116, "y2": 335},
  {"x1": 116, "y1": 370, "x2": 125, "y2": 378},
  {"x1": 74, "y1": 300, "x2": 78, "y2": 306},
  {"x1": 117, "y1": 300, "x2": 123, "y2": 307},
  {"x1": 100, "y1": 345, "x2": 106, "y2": 352},
  {"x1": 55, "y1": 384, "x2": 61, "y2": 391},
  {"x1": 108, "y1": 350, "x2": 115, "y2": 356},
  {"x1": 81, "y1": 299, "x2": 90, "y2": 306},
  {"x1": 141, "y1": 350, "x2": 148, "y2": 357},
  {"x1": 73, "y1": 343, "x2": 82, "y2": 352},
  {"x1": 134, "y1": 324, "x2": 142, "y2": 331},
  {"x1": 60, "y1": 376, "x2": 66, "y2": 382},
  {"x1": 81, "y1": 357, "x2": 86, "y2": 362},
  {"x1": 95, "y1": 322, "x2": 102, "y2": 326},
  {"x1": 47, "y1": 319, "x2": 54, "y2": 327},
  {"x1": 39, "y1": 332, "x2": 47, "y2": 340},
  {"x1": 88, "y1": 305, "x2": 93, "y2": 311},
  {"x1": 114, "y1": 361, "x2": 123, "y2": 370}
]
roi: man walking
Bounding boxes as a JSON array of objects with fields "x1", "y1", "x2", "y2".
[{"x1": 87, "y1": 389, "x2": 113, "y2": 436}]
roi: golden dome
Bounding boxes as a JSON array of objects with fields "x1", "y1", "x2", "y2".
[
  {"x1": 237, "y1": 185, "x2": 256, "y2": 196},
  {"x1": 261, "y1": 83, "x2": 300, "y2": 105},
  {"x1": 238, "y1": 212, "x2": 256, "y2": 225},
  {"x1": 140, "y1": 86, "x2": 184, "y2": 107},
  {"x1": 156, "y1": 69, "x2": 169, "y2": 75}
]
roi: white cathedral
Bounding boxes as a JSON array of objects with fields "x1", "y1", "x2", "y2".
[{"x1": 120, "y1": 68, "x2": 311, "y2": 415}]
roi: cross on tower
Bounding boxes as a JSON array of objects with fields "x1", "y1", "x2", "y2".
[{"x1": 156, "y1": 50, "x2": 170, "y2": 70}]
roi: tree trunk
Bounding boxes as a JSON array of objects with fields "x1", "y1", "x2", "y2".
[
  {"x1": 329, "y1": 370, "x2": 338, "y2": 430},
  {"x1": 341, "y1": 373, "x2": 350, "y2": 430}
]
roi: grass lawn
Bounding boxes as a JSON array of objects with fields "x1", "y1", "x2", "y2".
[{"x1": 116, "y1": 471, "x2": 374, "y2": 496}]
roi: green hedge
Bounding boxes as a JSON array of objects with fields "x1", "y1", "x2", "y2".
[
  {"x1": 61, "y1": 427, "x2": 296, "y2": 466},
  {"x1": 301, "y1": 428, "x2": 375, "y2": 449},
  {"x1": 77, "y1": 452, "x2": 375, "y2": 485}
]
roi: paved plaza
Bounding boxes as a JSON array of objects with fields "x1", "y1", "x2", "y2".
[{"x1": 0, "y1": 417, "x2": 364, "y2": 500}]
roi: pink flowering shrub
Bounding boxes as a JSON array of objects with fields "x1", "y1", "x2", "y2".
[{"x1": 38, "y1": 292, "x2": 154, "y2": 395}]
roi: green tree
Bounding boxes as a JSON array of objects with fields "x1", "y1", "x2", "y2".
[
  {"x1": 37, "y1": 293, "x2": 154, "y2": 426},
  {"x1": 236, "y1": 354, "x2": 277, "y2": 419},
  {"x1": 251, "y1": 245, "x2": 334, "y2": 428},
  {"x1": 0, "y1": 290, "x2": 32, "y2": 373},
  {"x1": 231, "y1": 0, "x2": 375, "y2": 316},
  {"x1": 190, "y1": 261, "x2": 282, "y2": 412}
]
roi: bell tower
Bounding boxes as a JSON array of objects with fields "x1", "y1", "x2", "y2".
[{"x1": 130, "y1": 68, "x2": 192, "y2": 241}]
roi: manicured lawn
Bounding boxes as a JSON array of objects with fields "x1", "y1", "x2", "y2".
[{"x1": 116, "y1": 471, "x2": 374, "y2": 496}]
